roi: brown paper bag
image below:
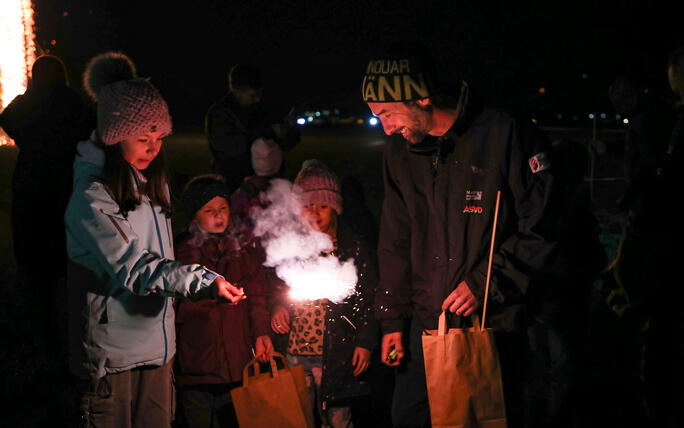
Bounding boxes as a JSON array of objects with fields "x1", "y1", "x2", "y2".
[
  {"x1": 230, "y1": 352, "x2": 315, "y2": 428},
  {"x1": 422, "y1": 191, "x2": 506, "y2": 427},
  {"x1": 422, "y1": 312, "x2": 507, "y2": 427}
]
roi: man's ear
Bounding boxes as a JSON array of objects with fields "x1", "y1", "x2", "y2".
[{"x1": 416, "y1": 98, "x2": 431, "y2": 107}]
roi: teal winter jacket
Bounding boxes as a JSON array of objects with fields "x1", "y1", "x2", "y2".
[{"x1": 64, "y1": 135, "x2": 218, "y2": 380}]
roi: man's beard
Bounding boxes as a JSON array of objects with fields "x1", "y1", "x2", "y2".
[{"x1": 401, "y1": 126, "x2": 428, "y2": 144}]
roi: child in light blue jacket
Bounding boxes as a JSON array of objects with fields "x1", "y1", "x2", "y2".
[{"x1": 65, "y1": 52, "x2": 244, "y2": 428}]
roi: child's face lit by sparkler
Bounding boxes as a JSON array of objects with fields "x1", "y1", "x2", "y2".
[
  {"x1": 194, "y1": 196, "x2": 230, "y2": 234},
  {"x1": 301, "y1": 203, "x2": 335, "y2": 234},
  {"x1": 120, "y1": 131, "x2": 166, "y2": 170}
]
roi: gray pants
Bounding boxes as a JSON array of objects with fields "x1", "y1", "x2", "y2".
[{"x1": 78, "y1": 361, "x2": 175, "y2": 428}]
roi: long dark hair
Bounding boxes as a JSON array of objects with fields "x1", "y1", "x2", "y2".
[{"x1": 99, "y1": 139, "x2": 172, "y2": 217}]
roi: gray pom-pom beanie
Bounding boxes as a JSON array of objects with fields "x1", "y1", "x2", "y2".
[{"x1": 83, "y1": 51, "x2": 172, "y2": 145}]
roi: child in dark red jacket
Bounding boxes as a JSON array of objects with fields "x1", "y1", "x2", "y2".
[{"x1": 174, "y1": 174, "x2": 273, "y2": 428}]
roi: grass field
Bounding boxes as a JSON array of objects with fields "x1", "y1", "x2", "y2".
[
  {"x1": 0, "y1": 127, "x2": 388, "y2": 265},
  {"x1": 0, "y1": 124, "x2": 627, "y2": 265}
]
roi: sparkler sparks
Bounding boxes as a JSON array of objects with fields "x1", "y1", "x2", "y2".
[
  {"x1": 251, "y1": 179, "x2": 358, "y2": 303},
  {"x1": 0, "y1": 0, "x2": 36, "y2": 146}
]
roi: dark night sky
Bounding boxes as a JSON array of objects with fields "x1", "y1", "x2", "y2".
[{"x1": 31, "y1": 0, "x2": 683, "y2": 130}]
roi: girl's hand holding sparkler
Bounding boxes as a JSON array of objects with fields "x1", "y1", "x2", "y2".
[
  {"x1": 213, "y1": 277, "x2": 246, "y2": 304},
  {"x1": 270, "y1": 306, "x2": 290, "y2": 334}
]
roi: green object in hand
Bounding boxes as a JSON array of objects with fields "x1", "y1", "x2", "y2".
[{"x1": 387, "y1": 348, "x2": 398, "y2": 363}]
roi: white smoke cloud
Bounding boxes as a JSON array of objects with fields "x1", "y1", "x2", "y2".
[{"x1": 250, "y1": 179, "x2": 357, "y2": 303}]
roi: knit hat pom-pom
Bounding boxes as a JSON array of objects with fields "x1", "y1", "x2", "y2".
[{"x1": 83, "y1": 52, "x2": 137, "y2": 102}]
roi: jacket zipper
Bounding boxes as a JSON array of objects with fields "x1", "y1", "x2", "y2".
[{"x1": 150, "y1": 201, "x2": 169, "y2": 365}]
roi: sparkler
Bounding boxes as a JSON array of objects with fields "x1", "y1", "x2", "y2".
[
  {"x1": 0, "y1": 0, "x2": 36, "y2": 146},
  {"x1": 251, "y1": 179, "x2": 358, "y2": 303}
]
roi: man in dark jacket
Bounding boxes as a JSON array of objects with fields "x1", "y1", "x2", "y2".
[
  {"x1": 0, "y1": 54, "x2": 94, "y2": 356},
  {"x1": 364, "y1": 45, "x2": 564, "y2": 427},
  {"x1": 205, "y1": 64, "x2": 300, "y2": 193}
]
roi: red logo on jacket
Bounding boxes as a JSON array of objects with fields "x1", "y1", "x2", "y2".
[{"x1": 463, "y1": 205, "x2": 483, "y2": 214}]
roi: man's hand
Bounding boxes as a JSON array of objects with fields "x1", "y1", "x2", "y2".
[
  {"x1": 255, "y1": 335, "x2": 274, "y2": 362},
  {"x1": 213, "y1": 277, "x2": 245, "y2": 304},
  {"x1": 441, "y1": 280, "x2": 479, "y2": 316},
  {"x1": 381, "y1": 332, "x2": 404, "y2": 367},
  {"x1": 270, "y1": 306, "x2": 290, "y2": 334},
  {"x1": 352, "y1": 347, "x2": 371, "y2": 376}
]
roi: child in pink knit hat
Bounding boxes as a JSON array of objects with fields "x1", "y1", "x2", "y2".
[
  {"x1": 271, "y1": 159, "x2": 379, "y2": 427},
  {"x1": 65, "y1": 52, "x2": 244, "y2": 428}
]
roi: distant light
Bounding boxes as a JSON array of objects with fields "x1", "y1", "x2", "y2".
[
  {"x1": 369, "y1": 117, "x2": 379, "y2": 126},
  {"x1": 531, "y1": 118, "x2": 538, "y2": 123},
  {"x1": 538, "y1": 87, "x2": 546, "y2": 94},
  {"x1": 315, "y1": 111, "x2": 321, "y2": 117},
  {"x1": 62, "y1": 11, "x2": 68, "y2": 17},
  {"x1": 589, "y1": 113, "x2": 595, "y2": 119},
  {"x1": 623, "y1": 118, "x2": 629, "y2": 124},
  {"x1": 307, "y1": 116, "x2": 313, "y2": 122},
  {"x1": 356, "y1": 118, "x2": 364, "y2": 125},
  {"x1": 600, "y1": 113, "x2": 607, "y2": 119},
  {"x1": 615, "y1": 114, "x2": 621, "y2": 119},
  {"x1": 50, "y1": 39, "x2": 56, "y2": 45},
  {"x1": 296, "y1": 117, "x2": 306, "y2": 126},
  {"x1": 557, "y1": 114, "x2": 563, "y2": 119},
  {"x1": 581, "y1": 73, "x2": 588, "y2": 79}
]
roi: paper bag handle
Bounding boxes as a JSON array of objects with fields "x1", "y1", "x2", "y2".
[
  {"x1": 242, "y1": 352, "x2": 290, "y2": 386},
  {"x1": 437, "y1": 311, "x2": 483, "y2": 335}
]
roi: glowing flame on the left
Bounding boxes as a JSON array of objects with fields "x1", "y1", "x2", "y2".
[{"x1": 0, "y1": 0, "x2": 36, "y2": 146}]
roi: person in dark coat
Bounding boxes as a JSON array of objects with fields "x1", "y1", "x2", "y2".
[
  {"x1": 174, "y1": 174, "x2": 273, "y2": 428},
  {"x1": 608, "y1": 74, "x2": 676, "y2": 212},
  {"x1": 610, "y1": 43, "x2": 684, "y2": 428},
  {"x1": 0, "y1": 54, "x2": 94, "y2": 355},
  {"x1": 205, "y1": 64, "x2": 300, "y2": 193},
  {"x1": 270, "y1": 160, "x2": 379, "y2": 427},
  {"x1": 526, "y1": 138, "x2": 607, "y2": 427},
  {"x1": 363, "y1": 43, "x2": 565, "y2": 428}
]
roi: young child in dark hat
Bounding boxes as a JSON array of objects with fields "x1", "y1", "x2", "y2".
[{"x1": 174, "y1": 174, "x2": 273, "y2": 428}]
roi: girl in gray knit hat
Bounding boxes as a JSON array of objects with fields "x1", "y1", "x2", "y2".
[
  {"x1": 64, "y1": 52, "x2": 245, "y2": 428},
  {"x1": 270, "y1": 159, "x2": 379, "y2": 427}
]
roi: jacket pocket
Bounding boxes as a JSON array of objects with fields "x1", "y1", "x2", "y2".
[{"x1": 100, "y1": 209, "x2": 129, "y2": 243}]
